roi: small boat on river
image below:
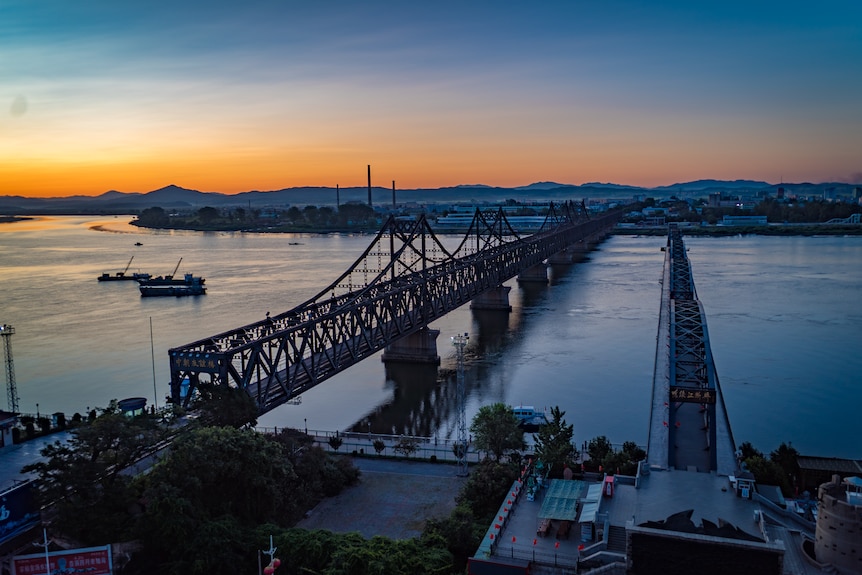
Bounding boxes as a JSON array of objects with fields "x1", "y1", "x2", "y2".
[{"x1": 513, "y1": 405, "x2": 549, "y2": 432}]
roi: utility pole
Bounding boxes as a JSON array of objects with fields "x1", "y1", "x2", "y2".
[
  {"x1": 1, "y1": 324, "x2": 18, "y2": 413},
  {"x1": 452, "y1": 333, "x2": 469, "y2": 476}
]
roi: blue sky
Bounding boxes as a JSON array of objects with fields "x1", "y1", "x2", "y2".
[{"x1": 2, "y1": 0, "x2": 861, "y2": 195}]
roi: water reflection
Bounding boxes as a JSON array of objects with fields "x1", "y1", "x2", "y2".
[{"x1": 347, "y1": 258, "x2": 585, "y2": 438}]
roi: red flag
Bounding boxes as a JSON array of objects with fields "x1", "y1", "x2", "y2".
[
  {"x1": 533, "y1": 538, "x2": 537, "y2": 546},
  {"x1": 512, "y1": 536, "x2": 517, "y2": 543},
  {"x1": 555, "y1": 541, "x2": 560, "y2": 549}
]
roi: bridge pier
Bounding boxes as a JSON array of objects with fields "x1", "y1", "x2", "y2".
[
  {"x1": 470, "y1": 285, "x2": 512, "y2": 311},
  {"x1": 381, "y1": 327, "x2": 441, "y2": 365},
  {"x1": 517, "y1": 263, "x2": 549, "y2": 283},
  {"x1": 547, "y1": 250, "x2": 574, "y2": 264}
]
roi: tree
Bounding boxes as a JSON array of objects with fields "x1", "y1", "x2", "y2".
[
  {"x1": 393, "y1": 436, "x2": 419, "y2": 457},
  {"x1": 23, "y1": 400, "x2": 170, "y2": 543},
  {"x1": 770, "y1": 442, "x2": 799, "y2": 488},
  {"x1": 373, "y1": 439, "x2": 386, "y2": 455},
  {"x1": 194, "y1": 383, "x2": 259, "y2": 428},
  {"x1": 586, "y1": 435, "x2": 613, "y2": 470},
  {"x1": 470, "y1": 403, "x2": 525, "y2": 461},
  {"x1": 197, "y1": 206, "x2": 220, "y2": 224},
  {"x1": 137, "y1": 206, "x2": 169, "y2": 227},
  {"x1": 532, "y1": 406, "x2": 575, "y2": 475},
  {"x1": 135, "y1": 427, "x2": 301, "y2": 573},
  {"x1": 328, "y1": 434, "x2": 343, "y2": 451},
  {"x1": 739, "y1": 441, "x2": 763, "y2": 460}
]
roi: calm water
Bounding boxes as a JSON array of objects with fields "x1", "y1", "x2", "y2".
[{"x1": 0, "y1": 216, "x2": 859, "y2": 458}]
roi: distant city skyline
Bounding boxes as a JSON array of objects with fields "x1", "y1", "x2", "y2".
[{"x1": 2, "y1": 1, "x2": 861, "y2": 197}]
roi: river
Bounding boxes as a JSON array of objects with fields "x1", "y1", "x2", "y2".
[{"x1": 0, "y1": 216, "x2": 859, "y2": 458}]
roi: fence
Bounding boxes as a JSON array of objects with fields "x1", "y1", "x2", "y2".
[{"x1": 255, "y1": 427, "x2": 486, "y2": 463}]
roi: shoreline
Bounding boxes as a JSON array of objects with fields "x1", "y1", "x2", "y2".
[{"x1": 128, "y1": 220, "x2": 862, "y2": 237}]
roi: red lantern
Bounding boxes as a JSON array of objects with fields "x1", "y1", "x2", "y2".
[
  {"x1": 272, "y1": 559, "x2": 281, "y2": 568},
  {"x1": 512, "y1": 536, "x2": 516, "y2": 543},
  {"x1": 490, "y1": 533, "x2": 494, "y2": 540},
  {"x1": 554, "y1": 541, "x2": 560, "y2": 549},
  {"x1": 533, "y1": 538, "x2": 537, "y2": 546},
  {"x1": 578, "y1": 544, "x2": 585, "y2": 551}
]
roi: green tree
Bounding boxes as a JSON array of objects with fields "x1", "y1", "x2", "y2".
[
  {"x1": 744, "y1": 454, "x2": 791, "y2": 495},
  {"x1": 586, "y1": 435, "x2": 613, "y2": 470},
  {"x1": 194, "y1": 383, "x2": 259, "y2": 428},
  {"x1": 770, "y1": 442, "x2": 800, "y2": 492},
  {"x1": 393, "y1": 436, "x2": 419, "y2": 457},
  {"x1": 739, "y1": 441, "x2": 763, "y2": 460},
  {"x1": 137, "y1": 206, "x2": 169, "y2": 227},
  {"x1": 22, "y1": 400, "x2": 170, "y2": 543},
  {"x1": 196, "y1": 206, "x2": 220, "y2": 224},
  {"x1": 532, "y1": 406, "x2": 575, "y2": 475},
  {"x1": 135, "y1": 427, "x2": 301, "y2": 573},
  {"x1": 470, "y1": 403, "x2": 526, "y2": 461}
]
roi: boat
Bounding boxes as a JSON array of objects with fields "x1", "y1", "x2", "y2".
[
  {"x1": 139, "y1": 274, "x2": 206, "y2": 297},
  {"x1": 97, "y1": 256, "x2": 152, "y2": 282},
  {"x1": 512, "y1": 405, "x2": 549, "y2": 432},
  {"x1": 137, "y1": 258, "x2": 204, "y2": 286},
  {"x1": 134, "y1": 242, "x2": 143, "y2": 246}
]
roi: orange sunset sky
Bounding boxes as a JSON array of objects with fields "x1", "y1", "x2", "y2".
[{"x1": 2, "y1": 1, "x2": 861, "y2": 197}]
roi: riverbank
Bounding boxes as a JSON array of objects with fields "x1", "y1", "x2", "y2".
[
  {"x1": 129, "y1": 219, "x2": 862, "y2": 236},
  {"x1": 0, "y1": 216, "x2": 31, "y2": 224},
  {"x1": 613, "y1": 224, "x2": 862, "y2": 236}
]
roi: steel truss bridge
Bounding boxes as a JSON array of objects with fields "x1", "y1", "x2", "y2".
[
  {"x1": 647, "y1": 224, "x2": 737, "y2": 475},
  {"x1": 169, "y1": 202, "x2": 620, "y2": 415}
]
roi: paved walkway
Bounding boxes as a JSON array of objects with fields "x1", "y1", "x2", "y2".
[{"x1": 297, "y1": 457, "x2": 467, "y2": 539}]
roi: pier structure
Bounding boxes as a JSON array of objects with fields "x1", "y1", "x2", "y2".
[{"x1": 647, "y1": 225, "x2": 737, "y2": 475}]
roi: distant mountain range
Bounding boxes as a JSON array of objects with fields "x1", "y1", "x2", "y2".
[{"x1": 0, "y1": 180, "x2": 857, "y2": 214}]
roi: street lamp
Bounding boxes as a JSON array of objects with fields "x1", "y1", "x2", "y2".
[{"x1": 304, "y1": 418, "x2": 307, "y2": 435}]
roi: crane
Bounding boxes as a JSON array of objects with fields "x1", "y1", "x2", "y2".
[
  {"x1": 1, "y1": 324, "x2": 18, "y2": 413},
  {"x1": 122, "y1": 256, "x2": 134, "y2": 275},
  {"x1": 167, "y1": 258, "x2": 182, "y2": 279}
]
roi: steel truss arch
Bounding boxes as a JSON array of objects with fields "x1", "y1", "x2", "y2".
[{"x1": 170, "y1": 203, "x2": 619, "y2": 413}]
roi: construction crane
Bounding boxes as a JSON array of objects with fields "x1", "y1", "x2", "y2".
[
  {"x1": 168, "y1": 257, "x2": 182, "y2": 279},
  {"x1": 1, "y1": 324, "x2": 18, "y2": 413},
  {"x1": 122, "y1": 256, "x2": 134, "y2": 274}
]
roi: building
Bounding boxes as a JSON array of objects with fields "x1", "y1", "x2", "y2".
[
  {"x1": 814, "y1": 475, "x2": 862, "y2": 574},
  {"x1": 0, "y1": 410, "x2": 16, "y2": 450},
  {"x1": 720, "y1": 215, "x2": 768, "y2": 226}
]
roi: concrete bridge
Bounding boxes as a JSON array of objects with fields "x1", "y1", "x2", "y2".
[
  {"x1": 169, "y1": 203, "x2": 620, "y2": 414},
  {"x1": 647, "y1": 224, "x2": 737, "y2": 475}
]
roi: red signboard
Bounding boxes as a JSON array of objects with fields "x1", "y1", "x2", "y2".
[{"x1": 13, "y1": 545, "x2": 112, "y2": 575}]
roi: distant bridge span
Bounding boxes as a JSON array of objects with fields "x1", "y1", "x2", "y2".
[{"x1": 169, "y1": 203, "x2": 621, "y2": 414}]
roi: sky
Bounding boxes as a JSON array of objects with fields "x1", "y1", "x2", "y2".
[{"x1": 2, "y1": 0, "x2": 861, "y2": 197}]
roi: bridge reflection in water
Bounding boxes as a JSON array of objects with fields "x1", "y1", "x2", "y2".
[{"x1": 169, "y1": 203, "x2": 620, "y2": 416}]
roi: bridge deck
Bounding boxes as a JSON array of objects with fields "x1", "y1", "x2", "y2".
[{"x1": 647, "y1": 229, "x2": 737, "y2": 475}]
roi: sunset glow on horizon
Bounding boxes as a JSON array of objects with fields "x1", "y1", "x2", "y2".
[{"x1": 2, "y1": 1, "x2": 861, "y2": 198}]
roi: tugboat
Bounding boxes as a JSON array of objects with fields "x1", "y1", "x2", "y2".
[
  {"x1": 97, "y1": 256, "x2": 152, "y2": 282},
  {"x1": 512, "y1": 405, "x2": 549, "y2": 432}
]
